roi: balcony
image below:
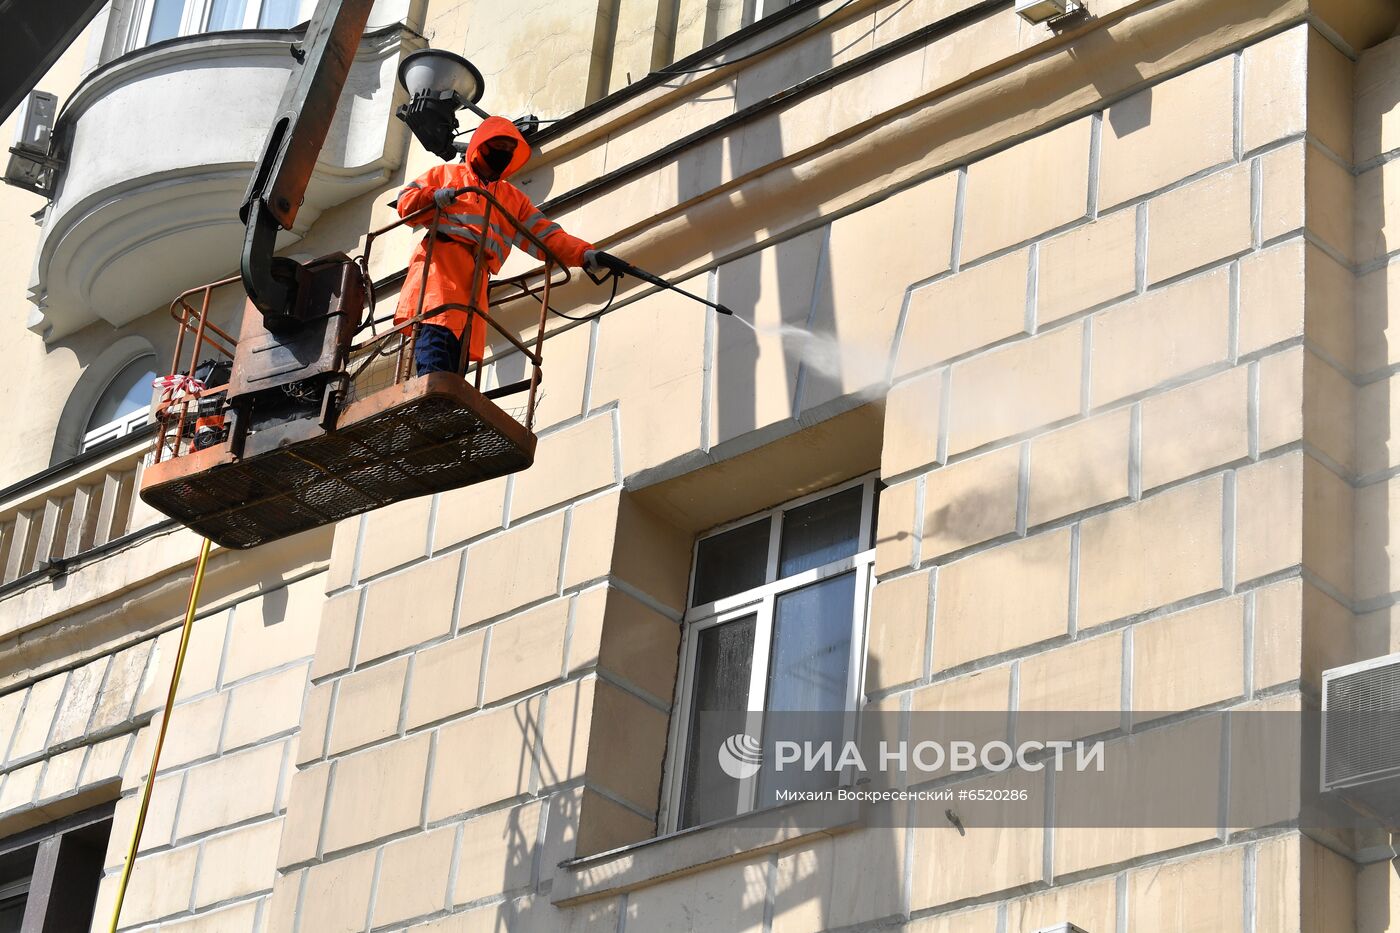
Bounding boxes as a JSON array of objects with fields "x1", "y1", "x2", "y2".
[
  {"x1": 0, "y1": 424, "x2": 336, "y2": 648},
  {"x1": 0, "y1": 439, "x2": 162, "y2": 596},
  {"x1": 27, "y1": 17, "x2": 421, "y2": 340}
]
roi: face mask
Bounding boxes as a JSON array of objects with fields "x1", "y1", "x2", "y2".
[{"x1": 477, "y1": 146, "x2": 513, "y2": 180}]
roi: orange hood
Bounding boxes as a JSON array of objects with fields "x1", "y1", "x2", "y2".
[{"x1": 466, "y1": 116, "x2": 530, "y2": 180}]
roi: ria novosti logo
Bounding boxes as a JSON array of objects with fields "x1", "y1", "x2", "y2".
[{"x1": 717, "y1": 733, "x2": 763, "y2": 780}]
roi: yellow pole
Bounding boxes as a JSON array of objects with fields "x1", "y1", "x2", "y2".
[{"x1": 106, "y1": 536, "x2": 213, "y2": 933}]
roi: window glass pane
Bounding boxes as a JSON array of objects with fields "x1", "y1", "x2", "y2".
[
  {"x1": 748, "y1": 0, "x2": 793, "y2": 22},
  {"x1": 765, "y1": 572, "x2": 856, "y2": 713},
  {"x1": 691, "y1": 517, "x2": 771, "y2": 606},
  {"x1": 868, "y1": 484, "x2": 880, "y2": 550},
  {"x1": 759, "y1": 572, "x2": 857, "y2": 807},
  {"x1": 86, "y1": 357, "x2": 157, "y2": 434},
  {"x1": 680, "y1": 615, "x2": 756, "y2": 829},
  {"x1": 0, "y1": 894, "x2": 24, "y2": 933},
  {"x1": 778, "y1": 486, "x2": 863, "y2": 577},
  {"x1": 145, "y1": 0, "x2": 187, "y2": 43},
  {"x1": 207, "y1": 0, "x2": 248, "y2": 30},
  {"x1": 258, "y1": 0, "x2": 301, "y2": 27}
]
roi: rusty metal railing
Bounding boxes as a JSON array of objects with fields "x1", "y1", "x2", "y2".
[
  {"x1": 151, "y1": 277, "x2": 242, "y2": 464},
  {"x1": 356, "y1": 186, "x2": 573, "y2": 432}
]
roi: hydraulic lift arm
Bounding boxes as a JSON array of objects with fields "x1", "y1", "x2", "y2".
[{"x1": 239, "y1": 0, "x2": 374, "y2": 332}]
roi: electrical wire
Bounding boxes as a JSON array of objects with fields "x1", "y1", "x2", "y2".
[
  {"x1": 452, "y1": 116, "x2": 569, "y2": 139},
  {"x1": 659, "y1": 0, "x2": 861, "y2": 76},
  {"x1": 531, "y1": 269, "x2": 621, "y2": 322},
  {"x1": 354, "y1": 255, "x2": 377, "y2": 335},
  {"x1": 467, "y1": 0, "x2": 865, "y2": 135}
]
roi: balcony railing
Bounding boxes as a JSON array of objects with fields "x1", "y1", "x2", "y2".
[{"x1": 0, "y1": 438, "x2": 165, "y2": 591}]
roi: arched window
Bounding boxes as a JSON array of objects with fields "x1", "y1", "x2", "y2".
[{"x1": 82, "y1": 354, "x2": 158, "y2": 451}]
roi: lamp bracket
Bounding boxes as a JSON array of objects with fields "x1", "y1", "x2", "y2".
[{"x1": 1047, "y1": 0, "x2": 1086, "y2": 24}]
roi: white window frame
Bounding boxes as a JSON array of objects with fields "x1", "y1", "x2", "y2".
[
  {"x1": 659, "y1": 473, "x2": 879, "y2": 834},
  {"x1": 81, "y1": 406, "x2": 150, "y2": 451},
  {"x1": 0, "y1": 876, "x2": 30, "y2": 916},
  {"x1": 742, "y1": 0, "x2": 791, "y2": 26},
  {"x1": 80, "y1": 355, "x2": 157, "y2": 453},
  {"x1": 124, "y1": 0, "x2": 306, "y2": 51}
]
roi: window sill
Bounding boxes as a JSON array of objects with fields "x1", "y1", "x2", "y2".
[{"x1": 550, "y1": 796, "x2": 860, "y2": 906}]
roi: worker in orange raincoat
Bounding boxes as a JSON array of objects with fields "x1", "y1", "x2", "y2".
[{"x1": 393, "y1": 115, "x2": 617, "y2": 374}]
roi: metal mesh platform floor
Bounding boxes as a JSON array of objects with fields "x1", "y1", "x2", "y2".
[{"x1": 141, "y1": 374, "x2": 536, "y2": 550}]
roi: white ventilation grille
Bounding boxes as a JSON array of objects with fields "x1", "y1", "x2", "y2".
[{"x1": 1322, "y1": 653, "x2": 1400, "y2": 830}]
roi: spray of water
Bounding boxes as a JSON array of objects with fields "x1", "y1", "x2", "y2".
[{"x1": 724, "y1": 314, "x2": 889, "y2": 400}]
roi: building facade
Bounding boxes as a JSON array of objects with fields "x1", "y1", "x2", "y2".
[{"x1": 1, "y1": 0, "x2": 1399, "y2": 929}]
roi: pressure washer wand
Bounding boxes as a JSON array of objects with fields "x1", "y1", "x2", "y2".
[{"x1": 588, "y1": 256, "x2": 734, "y2": 315}]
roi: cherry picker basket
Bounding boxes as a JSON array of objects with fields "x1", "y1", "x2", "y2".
[{"x1": 139, "y1": 189, "x2": 568, "y2": 549}]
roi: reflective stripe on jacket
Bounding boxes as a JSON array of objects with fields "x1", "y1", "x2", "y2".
[{"x1": 393, "y1": 116, "x2": 592, "y2": 354}]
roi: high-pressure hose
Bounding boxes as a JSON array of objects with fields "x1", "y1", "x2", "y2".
[{"x1": 106, "y1": 537, "x2": 213, "y2": 933}]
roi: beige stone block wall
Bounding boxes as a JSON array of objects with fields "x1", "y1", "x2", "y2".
[
  {"x1": 608, "y1": 0, "x2": 677, "y2": 93},
  {"x1": 175, "y1": 9, "x2": 1400, "y2": 933},
  {"x1": 804, "y1": 171, "x2": 958, "y2": 411},
  {"x1": 591, "y1": 289, "x2": 705, "y2": 476},
  {"x1": 864, "y1": 22, "x2": 1388, "y2": 930},
  {"x1": 0, "y1": 559, "x2": 324, "y2": 878},
  {"x1": 268, "y1": 432, "x2": 689, "y2": 928},
  {"x1": 1354, "y1": 29, "x2": 1400, "y2": 708},
  {"x1": 770, "y1": 824, "x2": 906, "y2": 932},
  {"x1": 933, "y1": 529, "x2": 1071, "y2": 672},
  {"x1": 0, "y1": 18, "x2": 103, "y2": 485},
  {"x1": 712, "y1": 227, "x2": 824, "y2": 447},
  {"x1": 1097, "y1": 56, "x2": 1236, "y2": 210},
  {"x1": 422, "y1": 0, "x2": 613, "y2": 130},
  {"x1": 960, "y1": 117, "x2": 1093, "y2": 263},
  {"x1": 10, "y1": 3, "x2": 1400, "y2": 932},
  {"x1": 0, "y1": 567, "x2": 331, "y2": 932}
]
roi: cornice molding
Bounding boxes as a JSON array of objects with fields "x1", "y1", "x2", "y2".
[{"x1": 29, "y1": 22, "x2": 422, "y2": 340}]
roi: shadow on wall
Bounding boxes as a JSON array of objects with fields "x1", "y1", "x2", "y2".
[
  {"x1": 471, "y1": 443, "x2": 916, "y2": 928},
  {"x1": 489, "y1": 657, "x2": 910, "y2": 930},
  {"x1": 1355, "y1": 32, "x2": 1400, "y2": 665},
  {"x1": 260, "y1": 580, "x2": 290, "y2": 628},
  {"x1": 1066, "y1": 22, "x2": 1151, "y2": 139},
  {"x1": 692, "y1": 3, "x2": 839, "y2": 445}
]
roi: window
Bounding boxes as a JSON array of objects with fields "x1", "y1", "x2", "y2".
[
  {"x1": 82, "y1": 354, "x2": 158, "y2": 452},
  {"x1": 746, "y1": 0, "x2": 795, "y2": 23},
  {"x1": 0, "y1": 878, "x2": 26, "y2": 932},
  {"x1": 0, "y1": 805, "x2": 112, "y2": 932},
  {"x1": 664, "y1": 476, "x2": 879, "y2": 831},
  {"x1": 128, "y1": 0, "x2": 305, "y2": 50}
]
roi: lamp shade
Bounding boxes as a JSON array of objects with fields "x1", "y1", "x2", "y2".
[{"x1": 397, "y1": 48, "x2": 485, "y2": 106}]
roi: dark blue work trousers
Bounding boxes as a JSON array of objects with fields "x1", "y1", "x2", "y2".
[{"x1": 414, "y1": 323, "x2": 463, "y2": 376}]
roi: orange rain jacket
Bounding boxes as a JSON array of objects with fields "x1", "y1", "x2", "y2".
[{"x1": 393, "y1": 116, "x2": 592, "y2": 361}]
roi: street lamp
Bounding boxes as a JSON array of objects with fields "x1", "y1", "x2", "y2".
[{"x1": 396, "y1": 48, "x2": 486, "y2": 160}]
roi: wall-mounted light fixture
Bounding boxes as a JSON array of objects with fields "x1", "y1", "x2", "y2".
[
  {"x1": 395, "y1": 48, "x2": 486, "y2": 160},
  {"x1": 1014, "y1": 0, "x2": 1086, "y2": 25}
]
